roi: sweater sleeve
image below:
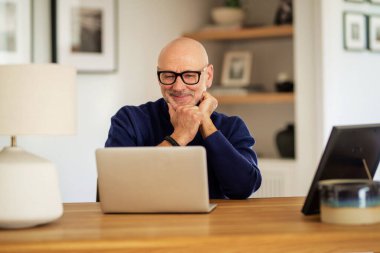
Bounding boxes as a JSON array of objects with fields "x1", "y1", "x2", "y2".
[
  {"x1": 203, "y1": 119, "x2": 262, "y2": 199},
  {"x1": 105, "y1": 107, "x2": 138, "y2": 147}
]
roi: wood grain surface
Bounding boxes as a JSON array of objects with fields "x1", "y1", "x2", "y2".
[{"x1": 1, "y1": 197, "x2": 379, "y2": 253}]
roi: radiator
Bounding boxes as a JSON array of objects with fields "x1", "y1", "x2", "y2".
[{"x1": 250, "y1": 158, "x2": 295, "y2": 198}]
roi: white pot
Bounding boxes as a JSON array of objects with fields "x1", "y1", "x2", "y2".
[
  {"x1": 211, "y1": 7, "x2": 244, "y2": 26},
  {"x1": 0, "y1": 147, "x2": 63, "y2": 229}
]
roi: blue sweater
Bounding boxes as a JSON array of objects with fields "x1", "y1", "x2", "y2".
[{"x1": 105, "y1": 98, "x2": 261, "y2": 199}]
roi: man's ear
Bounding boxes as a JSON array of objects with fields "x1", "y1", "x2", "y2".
[{"x1": 206, "y1": 64, "x2": 214, "y2": 89}]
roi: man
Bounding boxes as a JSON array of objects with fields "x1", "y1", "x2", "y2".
[{"x1": 105, "y1": 37, "x2": 261, "y2": 199}]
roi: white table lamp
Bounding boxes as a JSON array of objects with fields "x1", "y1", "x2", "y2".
[{"x1": 0, "y1": 64, "x2": 76, "y2": 229}]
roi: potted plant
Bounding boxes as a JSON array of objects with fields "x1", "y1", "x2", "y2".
[{"x1": 211, "y1": 0, "x2": 244, "y2": 26}]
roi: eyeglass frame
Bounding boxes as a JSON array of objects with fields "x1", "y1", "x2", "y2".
[{"x1": 157, "y1": 65, "x2": 209, "y2": 86}]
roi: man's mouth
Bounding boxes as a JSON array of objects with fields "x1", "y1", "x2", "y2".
[
  {"x1": 169, "y1": 93, "x2": 193, "y2": 104},
  {"x1": 170, "y1": 92, "x2": 192, "y2": 97},
  {"x1": 170, "y1": 92, "x2": 193, "y2": 99}
]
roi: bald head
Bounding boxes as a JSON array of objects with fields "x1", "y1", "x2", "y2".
[{"x1": 158, "y1": 37, "x2": 209, "y2": 70}]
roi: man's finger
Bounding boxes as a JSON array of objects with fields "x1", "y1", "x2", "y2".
[
  {"x1": 168, "y1": 103, "x2": 175, "y2": 118},
  {"x1": 202, "y1": 91, "x2": 210, "y2": 99}
]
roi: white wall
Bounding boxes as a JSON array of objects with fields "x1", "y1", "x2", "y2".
[
  {"x1": 320, "y1": 0, "x2": 380, "y2": 141},
  {"x1": 0, "y1": 0, "x2": 211, "y2": 202},
  {"x1": 321, "y1": 0, "x2": 380, "y2": 182},
  {"x1": 319, "y1": 0, "x2": 380, "y2": 181},
  {"x1": 295, "y1": 0, "x2": 380, "y2": 189},
  {"x1": 294, "y1": 0, "x2": 380, "y2": 195}
]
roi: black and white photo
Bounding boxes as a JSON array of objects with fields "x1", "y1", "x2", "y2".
[
  {"x1": 52, "y1": 0, "x2": 117, "y2": 73},
  {"x1": 368, "y1": 15, "x2": 380, "y2": 51},
  {"x1": 221, "y1": 51, "x2": 252, "y2": 87},
  {"x1": 0, "y1": 0, "x2": 31, "y2": 63},
  {"x1": 71, "y1": 7, "x2": 102, "y2": 53},
  {"x1": 343, "y1": 12, "x2": 367, "y2": 51}
]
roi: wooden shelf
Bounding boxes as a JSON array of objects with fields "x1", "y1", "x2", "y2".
[
  {"x1": 212, "y1": 92, "x2": 294, "y2": 105},
  {"x1": 184, "y1": 25, "x2": 293, "y2": 41}
]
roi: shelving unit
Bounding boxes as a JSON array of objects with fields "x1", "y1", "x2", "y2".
[
  {"x1": 185, "y1": 22, "x2": 295, "y2": 160},
  {"x1": 212, "y1": 92, "x2": 294, "y2": 105},
  {"x1": 182, "y1": 1, "x2": 301, "y2": 197},
  {"x1": 184, "y1": 25, "x2": 293, "y2": 41},
  {"x1": 185, "y1": 25, "x2": 294, "y2": 106}
]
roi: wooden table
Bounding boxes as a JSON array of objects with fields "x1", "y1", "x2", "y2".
[{"x1": 0, "y1": 197, "x2": 379, "y2": 252}]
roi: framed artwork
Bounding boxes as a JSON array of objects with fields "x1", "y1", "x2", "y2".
[
  {"x1": 343, "y1": 12, "x2": 367, "y2": 51},
  {"x1": 52, "y1": 0, "x2": 117, "y2": 73},
  {"x1": 0, "y1": 0, "x2": 31, "y2": 64},
  {"x1": 221, "y1": 51, "x2": 252, "y2": 87},
  {"x1": 368, "y1": 15, "x2": 380, "y2": 51}
]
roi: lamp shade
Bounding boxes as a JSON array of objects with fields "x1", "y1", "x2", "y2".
[
  {"x1": 0, "y1": 64, "x2": 76, "y2": 135},
  {"x1": 0, "y1": 64, "x2": 76, "y2": 229}
]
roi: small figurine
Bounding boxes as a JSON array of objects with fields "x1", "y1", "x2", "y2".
[
  {"x1": 275, "y1": 72, "x2": 294, "y2": 92},
  {"x1": 274, "y1": 0, "x2": 293, "y2": 25}
]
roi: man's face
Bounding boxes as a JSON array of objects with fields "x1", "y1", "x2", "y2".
[
  {"x1": 158, "y1": 63, "x2": 212, "y2": 109},
  {"x1": 157, "y1": 38, "x2": 213, "y2": 109}
]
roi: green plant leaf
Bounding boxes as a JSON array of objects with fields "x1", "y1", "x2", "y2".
[{"x1": 225, "y1": 0, "x2": 240, "y2": 8}]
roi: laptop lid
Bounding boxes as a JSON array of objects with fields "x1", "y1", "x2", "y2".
[
  {"x1": 96, "y1": 146, "x2": 216, "y2": 213},
  {"x1": 302, "y1": 124, "x2": 380, "y2": 215}
]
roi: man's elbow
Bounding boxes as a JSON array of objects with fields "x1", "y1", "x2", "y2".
[
  {"x1": 225, "y1": 172, "x2": 262, "y2": 200},
  {"x1": 226, "y1": 189, "x2": 253, "y2": 200}
]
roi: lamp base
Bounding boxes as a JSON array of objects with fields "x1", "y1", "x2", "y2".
[{"x1": 0, "y1": 147, "x2": 63, "y2": 229}]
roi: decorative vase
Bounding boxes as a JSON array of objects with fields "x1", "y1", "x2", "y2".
[
  {"x1": 275, "y1": 72, "x2": 294, "y2": 92},
  {"x1": 211, "y1": 7, "x2": 244, "y2": 26},
  {"x1": 274, "y1": 0, "x2": 293, "y2": 25},
  {"x1": 275, "y1": 124, "x2": 295, "y2": 158}
]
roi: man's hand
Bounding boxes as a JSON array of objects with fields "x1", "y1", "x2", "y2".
[
  {"x1": 168, "y1": 103, "x2": 203, "y2": 146},
  {"x1": 198, "y1": 91, "x2": 218, "y2": 119},
  {"x1": 198, "y1": 92, "x2": 218, "y2": 139},
  {"x1": 165, "y1": 92, "x2": 218, "y2": 146}
]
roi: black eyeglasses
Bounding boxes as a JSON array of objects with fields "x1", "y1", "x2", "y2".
[{"x1": 157, "y1": 66, "x2": 208, "y2": 86}]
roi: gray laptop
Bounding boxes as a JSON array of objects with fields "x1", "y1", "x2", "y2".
[{"x1": 95, "y1": 146, "x2": 217, "y2": 213}]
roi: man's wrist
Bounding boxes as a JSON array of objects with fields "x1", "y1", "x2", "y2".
[
  {"x1": 164, "y1": 135, "x2": 180, "y2": 146},
  {"x1": 200, "y1": 117, "x2": 217, "y2": 139},
  {"x1": 170, "y1": 132, "x2": 191, "y2": 146}
]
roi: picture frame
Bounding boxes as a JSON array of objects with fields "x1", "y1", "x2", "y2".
[
  {"x1": 51, "y1": 0, "x2": 117, "y2": 73},
  {"x1": 368, "y1": 15, "x2": 380, "y2": 51},
  {"x1": 343, "y1": 12, "x2": 367, "y2": 51},
  {"x1": 0, "y1": 0, "x2": 32, "y2": 64},
  {"x1": 221, "y1": 51, "x2": 252, "y2": 87}
]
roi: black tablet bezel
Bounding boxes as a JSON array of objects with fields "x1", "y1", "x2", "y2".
[{"x1": 301, "y1": 124, "x2": 380, "y2": 215}]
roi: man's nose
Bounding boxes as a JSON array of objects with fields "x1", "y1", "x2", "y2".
[{"x1": 171, "y1": 76, "x2": 186, "y2": 90}]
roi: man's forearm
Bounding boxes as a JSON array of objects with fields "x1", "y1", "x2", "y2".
[{"x1": 200, "y1": 117, "x2": 217, "y2": 139}]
